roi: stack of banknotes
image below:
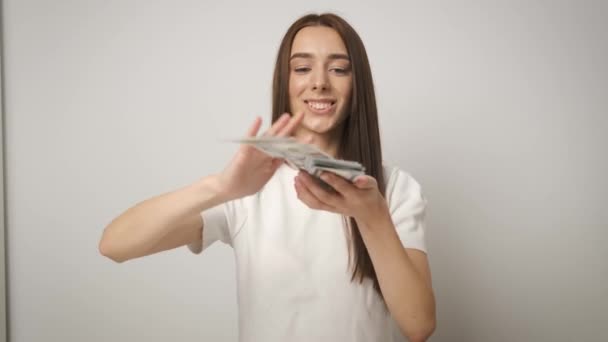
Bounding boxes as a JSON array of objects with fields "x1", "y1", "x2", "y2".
[{"x1": 234, "y1": 136, "x2": 365, "y2": 182}]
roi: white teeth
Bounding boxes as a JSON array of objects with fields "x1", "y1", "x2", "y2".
[{"x1": 308, "y1": 101, "x2": 332, "y2": 110}]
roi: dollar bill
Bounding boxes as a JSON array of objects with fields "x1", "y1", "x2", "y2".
[{"x1": 231, "y1": 136, "x2": 365, "y2": 182}]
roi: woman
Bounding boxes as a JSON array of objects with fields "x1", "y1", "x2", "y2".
[{"x1": 99, "y1": 13, "x2": 436, "y2": 342}]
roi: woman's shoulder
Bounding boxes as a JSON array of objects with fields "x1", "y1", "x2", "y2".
[{"x1": 382, "y1": 163, "x2": 424, "y2": 202}]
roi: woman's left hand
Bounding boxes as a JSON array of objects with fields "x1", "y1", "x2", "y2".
[{"x1": 294, "y1": 171, "x2": 390, "y2": 226}]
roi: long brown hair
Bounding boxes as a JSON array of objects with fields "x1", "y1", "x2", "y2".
[{"x1": 271, "y1": 13, "x2": 386, "y2": 297}]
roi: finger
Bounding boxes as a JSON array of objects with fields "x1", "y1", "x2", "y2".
[
  {"x1": 319, "y1": 172, "x2": 355, "y2": 196},
  {"x1": 295, "y1": 176, "x2": 335, "y2": 212},
  {"x1": 246, "y1": 117, "x2": 263, "y2": 137},
  {"x1": 297, "y1": 172, "x2": 340, "y2": 208},
  {"x1": 263, "y1": 113, "x2": 290, "y2": 136},
  {"x1": 353, "y1": 175, "x2": 378, "y2": 189},
  {"x1": 277, "y1": 111, "x2": 304, "y2": 137}
]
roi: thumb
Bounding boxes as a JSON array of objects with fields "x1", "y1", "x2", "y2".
[
  {"x1": 271, "y1": 158, "x2": 284, "y2": 170},
  {"x1": 354, "y1": 175, "x2": 377, "y2": 189}
]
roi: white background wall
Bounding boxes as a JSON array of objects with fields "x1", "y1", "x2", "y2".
[{"x1": 3, "y1": 0, "x2": 607, "y2": 341}]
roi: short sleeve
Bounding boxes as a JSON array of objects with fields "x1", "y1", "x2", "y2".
[
  {"x1": 385, "y1": 167, "x2": 428, "y2": 253},
  {"x1": 187, "y1": 199, "x2": 244, "y2": 254}
]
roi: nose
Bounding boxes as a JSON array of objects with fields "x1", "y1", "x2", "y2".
[{"x1": 311, "y1": 69, "x2": 329, "y2": 91}]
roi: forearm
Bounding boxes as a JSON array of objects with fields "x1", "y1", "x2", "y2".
[
  {"x1": 357, "y1": 213, "x2": 436, "y2": 341},
  {"x1": 99, "y1": 174, "x2": 227, "y2": 261}
]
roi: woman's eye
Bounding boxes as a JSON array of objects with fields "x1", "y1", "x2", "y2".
[
  {"x1": 294, "y1": 67, "x2": 311, "y2": 73},
  {"x1": 331, "y1": 67, "x2": 349, "y2": 75}
]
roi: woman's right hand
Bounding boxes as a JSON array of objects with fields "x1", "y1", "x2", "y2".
[{"x1": 218, "y1": 112, "x2": 304, "y2": 201}]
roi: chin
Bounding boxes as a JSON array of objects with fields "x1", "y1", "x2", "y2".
[
  {"x1": 302, "y1": 118, "x2": 348, "y2": 137},
  {"x1": 301, "y1": 116, "x2": 333, "y2": 132}
]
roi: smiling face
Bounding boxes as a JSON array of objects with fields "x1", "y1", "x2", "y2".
[{"x1": 288, "y1": 26, "x2": 353, "y2": 148}]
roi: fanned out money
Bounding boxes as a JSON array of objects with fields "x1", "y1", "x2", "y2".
[{"x1": 233, "y1": 136, "x2": 365, "y2": 182}]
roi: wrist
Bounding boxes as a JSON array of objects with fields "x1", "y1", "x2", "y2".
[
  {"x1": 192, "y1": 174, "x2": 232, "y2": 207},
  {"x1": 355, "y1": 205, "x2": 392, "y2": 232}
]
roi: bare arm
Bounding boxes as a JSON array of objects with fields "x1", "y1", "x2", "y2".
[
  {"x1": 98, "y1": 175, "x2": 226, "y2": 263},
  {"x1": 99, "y1": 112, "x2": 304, "y2": 263},
  {"x1": 290, "y1": 156, "x2": 435, "y2": 341},
  {"x1": 358, "y1": 214, "x2": 436, "y2": 342}
]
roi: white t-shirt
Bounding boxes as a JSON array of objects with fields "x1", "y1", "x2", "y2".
[{"x1": 189, "y1": 164, "x2": 428, "y2": 342}]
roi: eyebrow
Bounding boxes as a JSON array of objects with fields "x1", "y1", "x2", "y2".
[{"x1": 289, "y1": 52, "x2": 350, "y2": 61}]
